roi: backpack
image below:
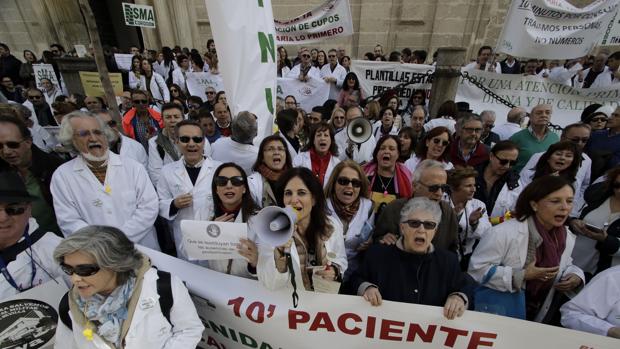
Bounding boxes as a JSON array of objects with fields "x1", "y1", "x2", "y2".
[{"x1": 58, "y1": 270, "x2": 173, "y2": 330}]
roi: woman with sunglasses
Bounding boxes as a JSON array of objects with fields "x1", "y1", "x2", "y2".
[
  {"x1": 349, "y1": 197, "x2": 474, "y2": 319},
  {"x1": 372, "y1": 107, "x2": 399, "y2": 139},
  {"x1": 337, "y1": 72, "x2": 363, "y2": 108},
  {"x1": 201, "y1": 163, "x2": 260, "y2": 278},
  {"x1": 248, "y1": 135, "x2": 292, "y2": 208},
  {"x1": 469, "y1": 176, "x2": 585, "y2": 322},
  {"x1": 404, "y1": 126, "x2": 453, "y2": 174},
  {"x1": 53, "y1": 226, "x2": 204, "y2": 348},
  {"x1": 258, "y1": 167, "x2": 347, "y2": 293},
  {"x1": 325, "y1": 161, "x2": 374, "y2": 283},
  {"x1": 363, "y1": 135, "x2": 412, "y2": 212},
  {"x1": 169, "y1": 83, "x2": 187, "y2": 102},
  {"x1": 447, "y1": 167, "x2": 491, "y2": 270},
  {"x1": 292, "y1": 122, "x2": 341, "y2": 188}
]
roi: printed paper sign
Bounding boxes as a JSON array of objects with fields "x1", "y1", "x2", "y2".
[
  {"x1": 181, "y1": 220, "x2": 247, "y2": 260},
  {"x1": 114, "y1": 53, "x2": 134, "y2": 71},
  {"x1": 122, "y1": 2, "x2": 156, "y2": 28},
  {"x1": 32, "y1": 64, "x2": 60, "y2": 91},
  {"x1": 78, "y1": 71, "x2": 123, "y2": 97}
]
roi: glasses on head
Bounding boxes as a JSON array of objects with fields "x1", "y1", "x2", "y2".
[
  {"x1": 462, "y1": 127, "x2": 483, "y2": 134},
  {"x1": 1, "y1": 205, "x2": 28, "y2": 216},
  {"x1": 0, "y1": 140, "x2": 25, "y2": 150},
  {"x1": 336, "y1": 177, "x2": 362, "y2": 188},
  {"x1": 60, "y1": 263, "x2": 101, "y2": 277},
  {"x1": 419, "y1": 182, "x2": 450, "y2": 193},
  {"x1": 568, "y1": 137, "x2": 589, "y2": 144},
  {"x1": 494, "y1": 155, "x2": 517, "y2": 166},
  {"x1": 178, "y1": 136, "x2": 204, "y2": 144},
  {"x1": 431, "y1": 138, "x2": 450, "y2": 147},
  {"x1": 214, "y1": 175, "x2": 245, "y2": 187},
  {"x1": 74, "y1": 129, "x2": 104, "y2": 138},
  {"x1": 132, "y1": 99, "x2": 148, "y2": 105},
  {"x1": 590, "y1": 117, "x2": 607, "y2": 123},
  {"x1": 28, "y1": 95, "x2": 42, "y2": 100},
  {"x1": 401, "y1": 219, "x2": 437, "y2": 230},
  {"x1": 265, "y1": 146, "x2": 286, "y2": 153}
]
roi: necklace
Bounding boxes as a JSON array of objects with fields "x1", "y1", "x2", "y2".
[{"x1": 377, "y1": 174, "x2": 394, "y2": 197}]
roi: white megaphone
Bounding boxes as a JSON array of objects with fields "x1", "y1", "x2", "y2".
[
  {"x1": 346, "y1": 117, "x2": 372, "y2": 144},
  {"x1": 248, "y1": 206, "x2": 298, "y2": 247}
]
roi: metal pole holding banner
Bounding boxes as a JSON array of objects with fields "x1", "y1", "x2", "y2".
[{"x1": 428, "y1": 47, "x2": 466, "y2": 119}]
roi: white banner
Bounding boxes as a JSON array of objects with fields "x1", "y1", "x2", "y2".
[
  {"x1": 601, "y1": 7, "x2": 620, "y2": 45},
  {"x1": 277, "y1": 77, "x2": 330, "y2": 112},
  {"x1": 455, "y1": 69, "x2": 620, "y2": 127},
  {"x1": 497, "y1": 0, "x2": 620, "y2": 59},
  {"x1": 122, "y1": 2, "x2": 156, "y2": 28},
  {"x1": 275, "y1": 0, "x2": 354, "y2": 44},
  {"x1": 137, "y1": 247, "x2": 619, "y2": 349},
  {"x1": 32, "y1": 64, "x2": 60, "y2": 91},
  {"x1": 205, "y1": 0, "x2": 277, "y2": 144},
  {"x1": 186, "y1": 72, "x2": 226, "y2": 102},
  {"x1": 114, "y1": 53, "x2": 134, "y2": 71}
]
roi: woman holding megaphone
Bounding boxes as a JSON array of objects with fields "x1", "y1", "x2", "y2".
[{"x1": 257, "y1": 168, "x2": 347, "y2": 294}]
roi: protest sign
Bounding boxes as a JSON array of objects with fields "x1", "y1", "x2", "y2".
[
  {"x1": 74, "y1": 44, "x2": 87, "y2": 58},
  {"x1": 122, "y1": 2, "x2": 156, "y2": 28},
  {"x1": 455, "y1": 69, "x2": 620, "y2": 127},
  {"x1": 32, "y1": 64, "x2": 60, "y2": 91},
  {"x1": 137, "y1": 247, "x2": 618, "y2": 349},
  {"x1": 277, "y1": 77, "x2": 330, "y2": 112},
  {"x1": 181, "y1": 220, "x2": 247, "y2": 261},
  {"x1": 496, "y1": 0, "x2": 620, "y2": 59},
  {"x1": 205, "y1": 0, "x2": 277, "y2": 144},
  {"x1": 0, "y1": 279, "x2": 67, "y2": 349},
  {"x1": 78, "y1": 71, "x2": 123, "y2": 97},
  {"x1": 275, "y1": 0, "x2": 354, "y2": 44},
  {"x1": 186, "y1": 72, "x2": 226, "y2": 102},
  {"x1": 601, "y1": 7, "x2": 620, "y2": 45},
  {"x1": 114, "y1": 53, "x2": 134, "y2": 71}
]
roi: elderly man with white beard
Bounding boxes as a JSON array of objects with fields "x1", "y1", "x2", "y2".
[{"x1": 50, "y1": 111, "x2": 160, "y2": 249}]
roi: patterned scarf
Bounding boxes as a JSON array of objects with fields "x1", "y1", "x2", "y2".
[
  {"x1": 331, "y1": 195, "x2": 360, "y2": 224},
  {"x1": 257, "y1": 163, "x2": 287, "y2": 182},
  {"x1": 155, "y1": 130, "x2": 180, "y2": 161},
  {"x1": 75, "y1": 276, "x2": 136, "y2": 346}
]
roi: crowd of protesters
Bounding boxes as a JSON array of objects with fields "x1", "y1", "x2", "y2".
[{"x1": 1, "y1": 37, "x2": 620, "y2": 347}]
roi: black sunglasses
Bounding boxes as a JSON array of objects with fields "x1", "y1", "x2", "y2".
[
  {"x1": 1, "y1": 205, "x2": 27, "y2": 216},
  {"x1": 337, "y1": 177, "x2": 362, "y2": 188},
  {"x1": 402, "y1": 219, "x2": 437, "y2": 230},
  {"x1": 431, "y1": 138, "x2": 450, "y2": 147},
  {"x1": 132, "y1": 99, "x2": 149, "y2": 104},
  {"x1": 420, "y1": 182, "x2": 450, "y2": 193},
  {"x1": 214, "y1": 175, "x2": 245, "y2": 187},
  {"x1": 301, "y1": 54, "x2": 311, "y2": 58},
  {"x1": 28, "y1": 95, "x2": 42, "y2": 100},
  {"x1": 179, "y1": 136, "x2": 204, "y2": 144},
  {"x1": 590, "y1": 117, "x2": 607, "y2": 123},
  {"x1": 206, "y1": 91, "x2": 215, "y2": 95},
  {"x1": 60, "y1": 263, "x2": 101, "y2": 277},
  {"x1": 0, "y1": 140, "x2": 24, "y2": 150},
  {"x1": 494, "y1": 155, "x2": 517, "y2": 166}
]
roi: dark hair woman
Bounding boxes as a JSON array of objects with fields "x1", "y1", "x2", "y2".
[
  {"x1": 257, "y1": 167, "x2": 348, "y2": 293},
  {"x1": 128, "y1": 54, "x2": 143, "y2": 90},
  {"x1": 153, "y1": 46, "x2": 178, "y2": 85},
  {"x1": 469, "y1": 176, "x2": 585, "y2": 322},
  {"x1": 372, "y1": 107, "x2": 398, "y2": 139},
  {"x1": 136, "y1": 58, "x2": 170, "y2": 107},
  {"x1": 275, "y1": 108, "x2": 301, "y2": 159},
  {"x1": 19, "y1": 49, "x2": 38, "y2": 87},
  {"x1": 398, "y1": 126, "x2": 417, "y2": 162},
  {"x1": 337, "y1": 72, "x2": 363, "y2": 107},
  {"x1": 404, "y1": 126, "x2": 454, "y2": 173},
  {"x1": 248, "y1": 135, "x2": 293, "y2": 208},
  {"x1": 292, "y1": 122, "x2": 341, "y2": 187}
]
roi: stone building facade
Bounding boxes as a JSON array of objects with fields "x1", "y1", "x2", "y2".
[{"x1": 0, "y1": 0, "x2": 599, "y2": 62}]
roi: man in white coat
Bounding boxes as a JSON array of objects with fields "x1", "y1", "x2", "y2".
[
  {"x1": 287, "y1": 47, "x2": 321, "y2": 81},
  {"x1": 157, "y1": 119, "x2": 221, "y2": 259},
  {"x1": 0, "y1": 171, "x2": 65, "y2": 300},
  {"x1": 95, "y1": 109, "x2": 147, "y2": 169},
  {"x1": 335, "y1": 106, "x2": 376, "y2": 165},
  {"x1": 50, "y1": 111, "x2": 160, "y2": 250},
  {"x1": 320, "y1": 49, "x2": 347, "y2": 100},
  {"x1": 211, "y1": 111, "x2": 258, "y2": 175},
  {"x1": 172, "y1": 54, "x2": 191, "y2": 93}
]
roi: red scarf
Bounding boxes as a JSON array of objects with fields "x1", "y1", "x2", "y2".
[{"x1": 309, "y1": 148, "x2": 331, "y2": 185}]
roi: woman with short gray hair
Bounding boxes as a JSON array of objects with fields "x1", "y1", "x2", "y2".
[
  {"x1": 347, "y1": 197, "x2": 475, "y2": 319},
  {"x1": 53, "y1": 225, "x2": 204, "y2": 349}
]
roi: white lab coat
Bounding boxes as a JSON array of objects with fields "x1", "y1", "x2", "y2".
[
  {"x1": 589, "y1": 68, "x2": 619, "y2": 89},
  {"x1": 492, "y1": 122, "x2": 522, "y2": 141},
  {"x1": 257, "y1": 216, "x2": 348, "y2": 291},
  {"x1": 248, "y1": 172, "x2": 270, "y2": 209},
  {"x1": 335, "y1": 129, "x2": 376, "y2": 165},
  {"x1": 171, "y1": 68, "x2": 189, "y2": 93},
  {"x1": 488, "y1": 178, "x2": 524, "y2": 219},
  {"x1": 53, "y1": 267, "x2": 204, "y2": 349},
  {"x1": 117, "y1": 134, "x2": 148, "y2": 169},
  {"x1": 292, "y1": 151, "x2": 341, "y2": 188},
  {"x1": 50, "y1": 153, "x2": 160, "y2": 250},
  {"x1": 286, "y1": 64, "x2": 321, "y2": 80},
  {"x1": 519, "y1": 152, "x2": 590, "y2": 217},
  {"x1": 277, "y1": 132, "x2": 299, "y2": 160},
  {"x1": 153, "y1": 60, "x2": 178, "y2": 81},
  {"x1": 463, "y1": 61, "x2": 501, "y2": 74},
  {"x1": 147, "y1": 135, "x2": 212, "y2": 188},
  {"x1": 30, "y1": 124, "x2": 58, "y2": 153},
  {"x1": 157, "y1": 157, "x2": 221, "y2": 259},
  {"x1": 210, "y1": 137, "x2": 259, "y2": 176},
  {"x1": 320, "y1": 63, "x2": 347, "y2": 100},
  {"x1": 560, "y1": 265, "x2": 620, "y2": 336},
  {"x1": 575, "y1": 66, "x2": 609, "y2": 88},
  {"x1": 451, "y1": 198, "x2": 492, "y2": 256},
  {"x1": 468, "y1": 218, "x2": 585, "y2": 322},
  {"x1": 0, "y1": 218, "x2": 65, "y2": 300},
  {"x1": 371, "y1": 121, "x2": 399, "y2": 138},
  {"x1": 131, "y1": 72, "x2": 170, "y2": 106},
  {"x1": 404, "y1": 155, "x2": 453, "y2": 174}
]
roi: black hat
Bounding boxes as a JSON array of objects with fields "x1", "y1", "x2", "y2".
[
  {"x1": 580, "y1": 103, "x2": 602, "y2": 123},
  {"x1": 456, "y1": 101, "x2": 472, "y2": 113},
  {"x1": 0, "y1": 171, "x2": 37, "y2": 203}
]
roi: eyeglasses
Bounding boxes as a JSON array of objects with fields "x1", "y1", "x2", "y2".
[
  {"x1": 462, "y1": 127, "x2": 483, "y2": 134},
  {"x1": 590, "y1": 117, "x2": 607, "y2": 123},
  {"x1": 418, "y1": 182, "x2": 450, "y2": 193},
  {"x1": 402, "y1": 219, "x2": 437, "y2": 230},
  {"x1": 206, "y1": 91, "x2": 215, "y2": 95},
  {"x1": 328, "y1": 55, "x2": 336, "y2": 58},
  {"x1": 178, "y1": 136, "x2": 204, "y2": 144},
  {"x1": 107, "y1": 120, "x2": 117, "y2": 127},
  {"x1": 568, "y1": 137, "x2": 589, "y2": 144},
  {"x1": 60, "y1": 263, "x2": 101, "y2": 277},
  {"x1": 613, "y1": 182, "x2": 620, "y2": 189},
  {"x1": 170, "y1": 89, "x2": 178, "y2": 93},
  {"x1": 301, "y1": 54, "x2": 311, "y2": 58},
  {"x1": 337, "y1": 177, "x2": 362, "y2": 188},
  {"x1": 431, "y1": 138, "x2": 450, "y2": 147},
  {"x1": 132, "y1": 99, "x2": 149, "y2": 105},
  {"x1": 494, "y1": 155, "x2": 517, "y2": 166},
  {"x1": 74, "y1": 129, "x2": 104, "y2": 138},
  {"x1": 0, "y1": 205, "x2": 28, "y2": 216},
  {"x1": 265, "y1": 146, "x2": 286, "y2": 153},
  {"x1": 27, "y1": 95, "x2": 42, "y2": 100},
  {"x1": 214, "y1": 175, "x2": 245, "y2": 187},
  {"x1": 0, "y1": 140, "x2": 25, "y2": 150}
]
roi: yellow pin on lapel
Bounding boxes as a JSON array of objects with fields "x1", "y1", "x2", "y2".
[{"x1": 104, "y1": 184, "x2": 111, "y2": 194}]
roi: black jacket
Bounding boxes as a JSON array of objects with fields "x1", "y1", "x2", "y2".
[{"x1": 0, "y1": 54, "x2": 22, "y2": 85}]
